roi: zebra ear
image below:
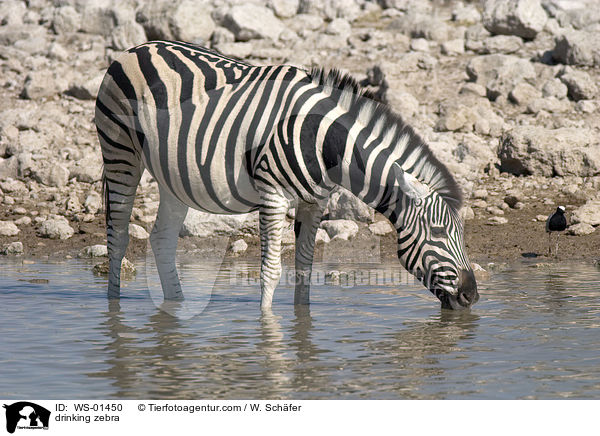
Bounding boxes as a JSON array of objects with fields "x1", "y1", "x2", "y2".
[{"x1": 395, "y1": 164, "x2": 429, "y2": 201}]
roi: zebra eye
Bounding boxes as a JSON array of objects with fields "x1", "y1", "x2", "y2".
[{"x1": 431, "y1": 226, "x2": 446, "y2": 238}]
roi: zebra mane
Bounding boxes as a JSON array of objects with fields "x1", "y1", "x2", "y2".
[{"x1": 308, "y1": 67, "x2": 463, "y2": 211}]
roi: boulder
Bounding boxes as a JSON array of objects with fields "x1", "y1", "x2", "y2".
[
  {"x1": 1, "y1": 241, "x2": 24, "y2": 255},
  {"x1": 570, "y1": 200, "x2": 600, "y2": 226},
  {"x1": 78, "y1": 244, "x2": 108, "y2": 258},
  {"x1": 21, "y1": 71, "x2": 69, "y2": 100},
  {"x1": 129, "y1": 223, "x2": 149, "y2": 239},
  {"x1": 269, "y1": 0, "x2": 299, "y2": 18},
  {"x1": 137, "y1": 0, "x2": 215, "y2": 42},
  {"x1": 66, "y1": 74, "x2": 104, "y2": 100},
  {"x1": 32, "y1": 164, "x2": 70, "y2": 188},
  {"x1": 559, "y1": 69, "x2": 598, "y2": 101},
  {"x1": 0, "y1": 220, "x2": 19, "y2": 236},
  {"x1": 541, "y1": 78, "x2": 568, "y2": 99},
  {"x1": 38, "y1": 217, "x2": 75, "y2": 240},
  {"x1": 566, "y1": 223, "x2": 595, "y2": 236},
  {"x1": 368, "y1": 220, "x2": 393, "y2": 236},
  {"x1": 84, "y1": 192, "x2": 102, "y2": 214},
  {"x1": 229, "y1": 239, "x2": 248, "y2": 255},
  {"x1": 466, "y1": 54, "x2": 536, "y2": 100},
  {"x1": 498, "y1": 126, "x2": 600, "y2": 177},
  {"x1": 223, "y1": 4, "x2": 285, "y2": 41},
  {"x1": 552, "y1": 31, "x2": 600, "y2": 66},
  {"x1": 482, "y1": 0, "x2": 547, "y2": 40},
  {"x1": 180, "y1": 210, "x2": 258, "y2": 237},
  {"x1": 509, "y1": 82, "x2": 542, "y2": 106},
  {"x1": 327, "y1": 188, "x2": 374, "y2": 222},
  {"x1": 320, "y1": 219, "x2": 359, "y2": 241},
  {"x1": 52, "y1": 6, "x2": 81, "y2": 34},
  {"x1": 110, "y1": 22, "x2": 147, "y2": 51}
]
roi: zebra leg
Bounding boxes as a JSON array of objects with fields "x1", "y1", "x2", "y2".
[
  {"x1": 294, "y1": 200, "x2": 326, "y2": 305},
  {"x1": 102, "y1": 150, "x2": 142, "y2": 298},
  {"x1": 150, "y1": 187, "x2": 189, "y2": 300},
  {"x1": 258, "y1": 192, "x2": 290, "y2": 310}
]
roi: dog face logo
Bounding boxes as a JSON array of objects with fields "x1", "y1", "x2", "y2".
[{"x1": 3, "y1": 402, "x2": 50, "y2": 434}]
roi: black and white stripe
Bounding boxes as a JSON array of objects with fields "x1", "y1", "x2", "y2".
[{"x1": 96, "y1": 40, "x2": 477, "y2": 310}]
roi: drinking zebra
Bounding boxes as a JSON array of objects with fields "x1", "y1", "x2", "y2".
[{"x1": 95, "y1": 40, "x2": 478, "y2": 310}]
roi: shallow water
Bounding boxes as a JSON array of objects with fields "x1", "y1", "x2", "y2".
[{"x1": 1, "y1": 257, "x2": 599, "y2": 399}]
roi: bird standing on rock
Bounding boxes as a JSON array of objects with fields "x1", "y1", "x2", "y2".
[{"x1": 546, "y1": 206, "x2": 567, "y2": 257}]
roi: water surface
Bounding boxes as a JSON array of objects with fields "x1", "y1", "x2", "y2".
[{"x1": 1, "y1": 258, "x2": 599, "y2": 399}]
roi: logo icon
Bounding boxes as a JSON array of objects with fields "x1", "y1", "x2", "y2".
[{"x1": 3, "y1": 402, "x2": 50, "y2": 434}]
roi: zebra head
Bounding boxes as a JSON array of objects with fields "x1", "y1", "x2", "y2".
[{"x1": 393, "y1": 167, "x2": 478, "y2": 310}]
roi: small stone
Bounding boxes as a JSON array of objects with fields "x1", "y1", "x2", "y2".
[
  {"x1": 129, "y1": 223, "x2": 149, "y2": 240},
  {"x1": 570, "y1": 200, "x2": 600, "y2": 226},
  {"x1": 0, "y1": 220, "x2": 20, "y2": 236},
  {"x1": 93, "y1": 257, "x2": 136, "y2": 277},
  {"x1": 66, "y1": 74, "x2": 104, "y2": 100},
  {"x1": 15, "y1": 216, "x2": 31, "y2": 226},
  {"x1": 38, "y1": 217, "x2": 74, "y2": 240},
  {"x1": 320, "y1": 219, "x2": 359, "y2": 241},
  {"x1": 441, "y1": 39, "x2": 465, "y2": 56},
  {"x1": 567, "y1": 223, "x2": 595, "y2": 236},
  {"x1": 368, "y1": 220, "x2": 393, "y2": 236},
  {"x1": 542, "y1": 79, "x2": 568, "y2": 99},
  {"x1": 84, "y1": 192, "x2": 102, "y2": 214},
  {"x1": 487, "y1": 216, "x2": 508, "y2": 225},
  {"x1": 410, "y1": 38, "x2": 430, "y2": 52},
  {"x1": 559, "y1": 69, "x2": 598, "y2": 102},
  {"x1": 326, "y1": 18, "x2": 351, "y2": 38},
  {"x1": 270, "y1": 0, "x2": 299, "y2": 18},
  {"x1": 536, "y1": 214, "x2": 548, "y2": 222},
  {"x1": 482, "y1": 0, "x2": 547, "y2": 40},
  {"x1": 473, "y1": 189, "x2": 489, "y2": 200},
  {"x1": 471, "y1": 199, "x2": 488, "y2": 208},
  {"x1": 78, "y1": 244, "x2": 108, "y2": 258},
  {"x1": 229, "y1": 239, "x2": 248, "y2": 255},
  {"x1": 486, "y1": 206, "x2": 505, "y2": 215},
  {"x1": 223, "y1": 4, "x2": 285, "y2": 41},
  {"x1": 509, "y1": 82, "x2": 542, "y2": 106},
  {"x1": 1, "y1": 241, "x2": 24, "y2": 255},
  {"x1": 575, "y1": 100, "x2": 596, "y2": 113},
  {"x1": 460, "y1": 206, "x2": 475, "y2": 221}
]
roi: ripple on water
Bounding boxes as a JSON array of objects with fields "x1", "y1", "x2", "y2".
[{"x1": 0, "y1": 258, "x2": 599, "y2": 399}]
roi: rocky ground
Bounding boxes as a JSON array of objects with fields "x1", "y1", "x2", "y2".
[{"x1": 1, "y1": 0, "x2": 599, "y2": 274}]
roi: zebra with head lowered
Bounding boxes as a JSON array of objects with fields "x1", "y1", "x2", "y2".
[{"x1": 95, "y1": 40, "x2": 478, "y2": 311}]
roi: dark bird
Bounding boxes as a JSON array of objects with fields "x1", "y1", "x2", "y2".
[{"x1": 546, "y1": 206, "x2": 567, "y2": 257}]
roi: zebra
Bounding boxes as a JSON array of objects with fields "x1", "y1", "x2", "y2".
[{"x1": 95, "y1": 40, "x2": 479, "y2": 311}]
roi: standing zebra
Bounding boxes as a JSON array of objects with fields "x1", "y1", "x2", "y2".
[{"x1": 95, "y1": 40, "x2": 478, "y2": 311}]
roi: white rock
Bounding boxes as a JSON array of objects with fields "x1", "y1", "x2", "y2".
[
  {"x1": 15, "y1": 216, "x2": 31, "y2": 226},
  {"x1": 52, "y1": 6, "x2": 81, "y2": 34},
  {"x1": 129, "y1": 223, "x2": 149, "y2": 240},
  {"x1": 466, "y1": 54, "x2": 536, "y2": 100},
  {"x1": 460, "y1": 206, "x2": 475, "y2": 220},
  {"x1": 315, "y1": 228, "x2": 331, "y2": 243},
  {"x1": 1, "y1": 241, "x2": 23, "y2": 255},
  {"x1": 223, "y1": 4, "x2": 285, "y2": 41},
  {"x1": 441, "y1": 39, "x2": 465, "y2": 56},
  {"x1": 321, "y1": 219, "x2": 359, "y2": 241},
  {"x1": 570, "y1": 200, "x2": 600, "y2": 226},
  {"x1": 410, "y1": 38, "x2": 430, "y2": 52},
  {"x1": 541, "y1": 78, "x2": 568, "y2": 99},
  {"x1": 38, "y1": 217, "x2": 74, "y2": 240},
  {"x1": 368, "y1": 220, "x2": 393, "y2": 236},
  {"x1": 21, "y1": 71, "x2": 68, "y2": 100},
  {"x1": 498, "y1": 126, "x2": 600, "y2": 177},
  {"x1": 171, "y1": 0, "x2": 216, "y2": 43},
  {"x1": 559, "y1": 69, "x2": 598, "y2": 101},
  {"x1": 0, "y1": 220, "x2": 20, "y2": 236},
  {"x1": 32, "y1": 164, "x2": 70, "y2": 188},
  {"x1": 482, "y1": 0, "x2": 547, "y2": 40},
  {"x1": 327, "y1": 188, "x2": 374, "y2": 222},
  {"x1": 78, "y1": 244, "x2": 108, "y2": 258},
  {"x1": 66, "y1": 74, "x2": 104, "y2": 100},
  {"x1": 552, "y1": 30, "x2": 600, "y2": 67},
  {"x1": 270, "y1": 0, "x2": 299, "y2": 18},
  {"x1": 229, "y1": 239, "x2": 248, "y2": 255},
  {"x1": 566, "y1": 223, "x2": 595, "y2": 236},
  {"x1": 84, "y1": 192, "x2": 102, "y2": 214},
  {"x1": 111, "y1": 22, "x2": 147, "y2": 51},
  {"x1": 326, "y1": 18, "x2": 351, "y2": 38},
  {"x1": 487, "y1": 216, "x2": 508, "y2": 225},
  {"x1": 181, "y1": 210, "x2": 258, "y2": 237},
  {"x1": 509, "y1": 82, "x2": 542, "y2": 106}
]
